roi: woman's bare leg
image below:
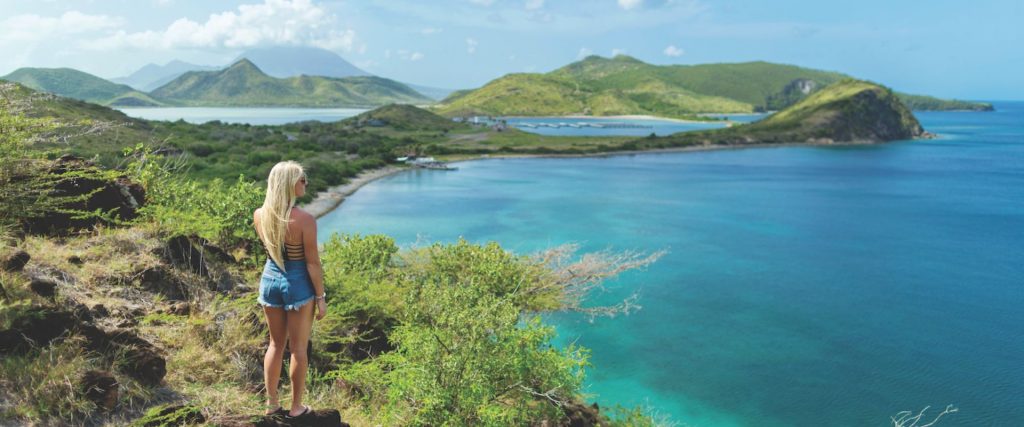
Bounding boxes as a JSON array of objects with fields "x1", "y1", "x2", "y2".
[
  {"x1": 286, "y1": 302, "x2": 315, "y2": 416},
  {"x1": 263, "y1": 306, "x2": 288, "y2": 412}
]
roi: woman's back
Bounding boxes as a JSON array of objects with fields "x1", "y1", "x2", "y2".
[{"x1": 255, "y1": 206, "x2": 307, "y2": 262}]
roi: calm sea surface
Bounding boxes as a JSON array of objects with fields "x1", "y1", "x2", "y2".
[
  {"x1": 116, "y1": 107, "x2": 367, "y2": 125},
  {"x1": 317, "y1": 103, "x2": 1024, "y2": 426}
]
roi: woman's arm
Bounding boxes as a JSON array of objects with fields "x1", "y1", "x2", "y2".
[{"x1": 301, "y1": 212, "x2": 324, "y2": 297}]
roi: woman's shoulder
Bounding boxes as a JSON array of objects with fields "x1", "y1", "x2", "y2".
[{"x1": 290, "y1": 207, "x2": 314, "y2": 223}]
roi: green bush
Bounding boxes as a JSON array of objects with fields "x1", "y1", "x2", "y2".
[{"x1": 333, "y1": 239, "x2": 590, "y2": 426}]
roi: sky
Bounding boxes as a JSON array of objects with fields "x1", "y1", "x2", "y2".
[{"x1": 0, "y1": 0, "x2": 1020, "y2": 100}]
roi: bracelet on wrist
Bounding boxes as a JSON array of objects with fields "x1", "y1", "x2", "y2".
[{"x1": 315, "y1": 293, "x2": 326, "y2": 301}]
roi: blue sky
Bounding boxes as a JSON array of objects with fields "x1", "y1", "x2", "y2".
[{"x1": 1, "y1": 0, "x2": 1020, "y2": 99}]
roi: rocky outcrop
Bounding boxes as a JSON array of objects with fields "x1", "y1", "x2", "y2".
[
  {"x1": 0, "y1": 307, "x2": 167, "y2": 385},
  {"x1": 23, "y1": 155, "x2": 146, "y2": 235}
]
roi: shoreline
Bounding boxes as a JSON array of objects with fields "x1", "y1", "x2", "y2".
[
  {"x1": 301, "y1": 165, "x2": 409, "y2": 218},
  {"x1": 305, "y1": 139, "x2": 905, "y2": 219}
]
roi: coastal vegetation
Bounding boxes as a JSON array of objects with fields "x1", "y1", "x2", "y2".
[{"x1": 434, "y1": 55, "x2": 993, "y2": 119}]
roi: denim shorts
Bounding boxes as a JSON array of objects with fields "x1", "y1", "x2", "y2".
[{"x1": 258, "y1": 259, "x2": 315, "y2": 311}]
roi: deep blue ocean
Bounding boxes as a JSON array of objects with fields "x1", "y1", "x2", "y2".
[{"x1": 317, "y1": 103, "x2": 1024, "y2": 426}]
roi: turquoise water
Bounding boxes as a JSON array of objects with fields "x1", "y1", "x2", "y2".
[
  {"x1": 317, "y1": 103, "x2": 1024, "y2": 426},
  {"x1": 116, "y1": 107, "x2": 367, "y2": 125},
  {"x1": 506, "y1": 117, "x2": 731, "y2": 137}
]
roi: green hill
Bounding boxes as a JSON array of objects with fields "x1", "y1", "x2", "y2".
[
  {"x1": 435, "y1": 56, "x2": 992, "y2": 118},
  {"x1": 1, "y1": 67, "x2": 165, "y2": 106},
  {"x1": 151, "y1": 59, "x2": 432, "y2": 107},
  {"x1": 661, "y1": 79, "x2": 925, "y2": 146},
  {"x1": 345, "y1": 104, "x2": 466, "y2": 131}
]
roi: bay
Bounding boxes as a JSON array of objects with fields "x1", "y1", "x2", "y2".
[
  {"x1": 115, "y1": 107, "x2": 367, "y2": 125},
  {"x1": 317, "y1": 103, "x2": 1024, "y2": 426}
]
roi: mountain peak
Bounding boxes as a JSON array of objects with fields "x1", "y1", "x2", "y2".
[
  {"x1": 226, "y1": 58, "x2": 262, "y2": 72},
  {"x1": 232, "y1": 46, "x2": 369, "y2": 79}
]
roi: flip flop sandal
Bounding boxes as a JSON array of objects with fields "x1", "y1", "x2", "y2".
[{"x1": 285, "y1": 405, "x2": 312, "y2": 419}]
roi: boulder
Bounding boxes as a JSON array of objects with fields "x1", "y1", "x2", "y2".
[
  {"x1": 29, "y1": 277, "x2": 59, "y2": 298},
  {"x1": 1, "y1": 250, "x2": 30, "y2": 272},
  {"x1": 80, "y1": 370, "x2": 119, "y2": 412},
  {"x1": 164, "y1": 235, "x2": 211, "y2": 278},
  {"x1": 79, "y1": 325, "x2": 167, "y2": 386},
  {"x1": 139, "y1": 265, "x2": 189, "y2": 301}
]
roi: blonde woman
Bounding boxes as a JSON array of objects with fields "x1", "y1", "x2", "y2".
[{"x1": 253, "y1": 161, "x2": 327, "y2": 418}]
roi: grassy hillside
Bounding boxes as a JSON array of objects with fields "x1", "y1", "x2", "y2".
[
  {"x1": 151, "y1": 59, "x2": 432, "y2": 107},
  {"x1": 435, "y1": 55, "x2": 992, "y2": 118},
  {"x1": 1, "y1": 67, "x2": 166, "y2": 106},
  {"x1": 345, "y1": 104, "x2": 467, "y2": 131}
]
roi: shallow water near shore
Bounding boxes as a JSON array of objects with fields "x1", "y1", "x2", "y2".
[{"x1": 317, "y1": 102, "x2": 1024, "y2": 426}]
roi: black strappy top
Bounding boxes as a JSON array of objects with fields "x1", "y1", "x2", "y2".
[{"x1": 283, "y1": 240, "x2": 305, "y2": 261}]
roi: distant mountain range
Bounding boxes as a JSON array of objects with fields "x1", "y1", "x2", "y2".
[
  {"x1": 150, "y1": 59, "x2": 432, "y2": 107},
  {"x1": 435, "y1": 55, "x2": 993, "y2": 118},
  {"x1": 1, "y1": 51, "x2": 993, "y2": 114},
  {"x1": 108, "y1": 46, "x2": 455, "y2": 101},
  {"x1": 111, "y1": 60, "x2": 220, "y2": 92},
  {"x1": 2, "y1": 57, "x2": 434, "y2": 107}
]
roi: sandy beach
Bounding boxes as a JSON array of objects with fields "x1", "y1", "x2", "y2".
[{"x1": 301, "y1": 165, "x2": 409, "y2": 218}]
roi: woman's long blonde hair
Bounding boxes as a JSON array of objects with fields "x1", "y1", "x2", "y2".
[{"x1": 257, "y1": 161, "x2": 305, "y2": 270}]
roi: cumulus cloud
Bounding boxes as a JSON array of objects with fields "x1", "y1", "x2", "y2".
[
  {"x1": 0, "y1": 11, "x2": 121, "y2": 43},
  {"x1": 86, "y1": 0, "x2": 361, "y2": 52},
  {"x1": 618, "y1": 0, "x2": 643, "y2": 10},
  {"x1": 466, "y1": 38, "x2": 478, "y2": 54},
  {"x1": 663, "y1": 44, "x2": 684, "y2": 56}
]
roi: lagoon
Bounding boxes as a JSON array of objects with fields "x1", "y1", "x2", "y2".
[
  {"x1": 115, "y1": 107, "x2": 368, "y2": 125},
  {"x1": 317, "y1": 102, "x2": 1024, "y2": 426}
]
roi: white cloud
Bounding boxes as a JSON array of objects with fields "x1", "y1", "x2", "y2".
[
  {"x1": 663, "y1": 44, "x2": 684, "y2": 56},
  {"x1": 466, "y1": 38, "x2": 478, "y2": 54},
  {"x1": 576, "y1": 47, "x2": 593, "y2": 59},
  {"x1": 395, "y1": 49, "x2": 424, "y2": 61},
  {"x1": 525, "y1": 0, "x2": 545, "y2": 10},
  {"x1": 618, "y1": 0, "x2": 643, "y2": 10},
  {"x1": 86, "y1": 0, "x2": 360, "y2": 52},
  {"x1": 611, "y1": 48, "x2": 627, "y2": 56},
  {"x1": 0, "y1": 11, "x2": 121, "y2": 43}
]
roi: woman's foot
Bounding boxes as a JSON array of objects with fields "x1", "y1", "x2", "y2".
[
  {"x1": 286, "y1": 405, "x2": 311, "y2": 418},
  {"x1": 265, "y1": 400, "x2": 283, "y2": 416}
]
